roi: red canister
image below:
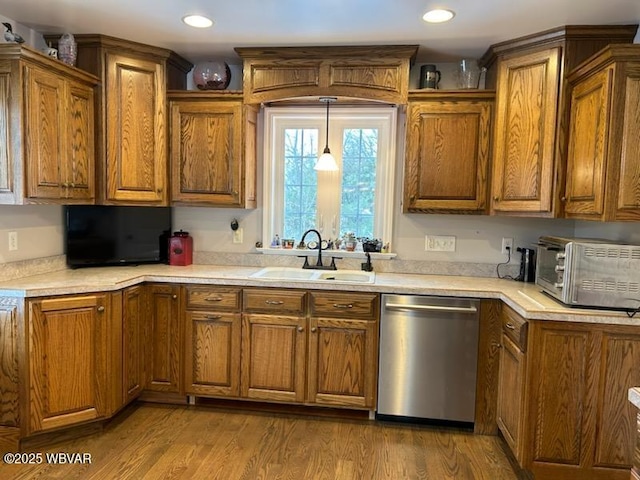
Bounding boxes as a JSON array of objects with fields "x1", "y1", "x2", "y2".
[{"x1": 169, "y1": 230, "x2": 193, "y2": 266}]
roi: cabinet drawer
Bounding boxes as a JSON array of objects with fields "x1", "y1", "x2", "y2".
[
  {"x1": 243, "y1": 289, "x2": 306, "y2": 314},
  {"x1": 502, "y1": 305, "x2": 528, "y2": 351},
  {"x1": 310, "y1": 292, "x2": 379, "y2": 319},
  {"x1": 186, "y1": 286, "x2": 242, "y2": 311}
]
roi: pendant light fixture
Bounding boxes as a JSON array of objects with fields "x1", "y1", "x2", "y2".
[{"x1": 315, "y1": 96, "x2": 339, "y2": 171}]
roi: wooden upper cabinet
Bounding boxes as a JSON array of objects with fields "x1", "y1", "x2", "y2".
[
  {"x1": 59, "y1": 34, "x2": 192, "y2": 205},
  {"x1": 105, "y1": 53, "x2": 166, "y2": 204},
  {"x1": 403, "y1": 91, "x2": 493, "y2": 213},
  {"x1": 566, "y1": 45, "x2": 640, "y2": 221},
  {"x1": 481, "y1": 24, "x2": 638, "y2": 218},
  {"x1": 168, "y1": 92, "x2": 257, "y2": 207},
  {"x1": 490, "y1": 47, "x2": 560, "y2": 215},
  {"x1": 235, "y1": 45, "x2": 418, "y2": 104},
  {"x1": 0, "y1": 44, "x2": 98, "y2": 204},
  {"x1": 27, "y1": 294, "x2": 109, "y2": 434}
]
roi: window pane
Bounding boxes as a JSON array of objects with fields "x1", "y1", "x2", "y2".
[
  {"x1": 340, "y1": 128, "x2": 378, "y2": 239},
  {"x1": 283, "y1": 128, "x2": 318, "y2": 240}
]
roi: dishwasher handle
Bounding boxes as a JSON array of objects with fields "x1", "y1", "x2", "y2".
[{"x1": 384, "y1": 302, "x2": 478, "y2": 314}]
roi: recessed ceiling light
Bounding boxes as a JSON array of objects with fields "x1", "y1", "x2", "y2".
[
  {"x1": 422, "y1": 9, "x2": 455, "y2": 23},
  {"x1": 182, "y1": 15, "x2": 213, "y2": 28}
]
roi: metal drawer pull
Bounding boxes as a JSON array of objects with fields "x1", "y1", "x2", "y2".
[
  {"x1": 491, "y1": 342, "x2": 502, "y2": 348},
  {"x1": 297, "y1": 326, "x2": 304, "y2": 332},
  {"x1": 311, "y1": 327, "x2": 317, "y2": 333},
  {"x1": 265, "y1": 300, "x2": 284, "y2": 305},
  {"x1": 97, "y1": 306, "x2": 105, "y2": 312},
  {"x1": 384, "y1": 303, "x2": 477, "y2": 314},
  {"x1": 333, "y1": 303, "x2": 354, "y2": 309},
  {"x1": 206, "y1": 315, "x2": 222, "y2": 320},
  {"x1": 205, "y1": 297, "x2": 224, "y2": 302},
  {"x1": 505, "y1": 322, "x2": 516, "y2": 330}
]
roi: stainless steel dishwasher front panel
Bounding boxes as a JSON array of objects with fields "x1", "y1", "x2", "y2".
[{"x1": 377, "y1": 294, "x2": 480, "y2": 422}]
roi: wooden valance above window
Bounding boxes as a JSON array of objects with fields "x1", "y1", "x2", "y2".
[{"x1": 234, "y1": 45, "x2": 418, "y2": 105}]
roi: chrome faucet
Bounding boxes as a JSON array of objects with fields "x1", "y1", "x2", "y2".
[{"x1": 298, "y1": 228, "x2": 338, "y2": 270}]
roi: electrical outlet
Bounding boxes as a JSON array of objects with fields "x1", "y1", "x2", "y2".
[
  {"x1": 8, "y1": 231, "x2": 18, "y2": 251},
  {"x1": 501, "y1": 237, "x2": 513, "y2": 254},
  {"x1": 425, "y1": 235, "x2": 456, "y2": 252},
  {"x1": 232, "y1": 228, "x2": 243, "y2": 244}
]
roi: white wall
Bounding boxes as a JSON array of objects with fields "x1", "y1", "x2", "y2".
[{"x1": 0, "y1": 206, "x2": 64, "y2": 263}]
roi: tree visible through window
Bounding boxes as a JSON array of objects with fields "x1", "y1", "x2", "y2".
[
  {"x1": 283, "y1": 128, "x2": 318, "y2": 240},
  {"x1": 340, "y1": 128, "x2": 378, "y2": 239}
]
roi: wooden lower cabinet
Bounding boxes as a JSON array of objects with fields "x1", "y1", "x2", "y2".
[
  {"x1": 501, "y1": 312, "x2": 640, "y2": 480},
  {"x1": 241, "y1": 313, "x2": 307, "y2": 402},
  {"x1": 307, "y1": 291, "x2": 379, "y2": 409},
  {"x1": 240, "y1": 288, "x2": 308, "y2": 402},
  {"x1": 184, "y1": 286, "x2": 242, "y2": 397},
  {"x1": 182, "y1": 287, "x2": 380, "y2": 410},
  {"x1": 307, "y1": 316, "x2": 377, "y2": 408},
  {"x1": 122, "y1": 285, "x2": 144, "y2": 404},
  {"x1": 27, "y1": 294, "x2": 110, "y2": 434},
  {"x1": 145, "y1": 284, "x2": 183, "y2": 393},
  {"x1": 497, "y1": 335, "x2": 526, "y2": 462}
]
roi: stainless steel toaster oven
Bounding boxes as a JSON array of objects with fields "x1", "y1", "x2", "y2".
[{"x1": 535, "y1": 236, "x2": 640, "y2": 310}]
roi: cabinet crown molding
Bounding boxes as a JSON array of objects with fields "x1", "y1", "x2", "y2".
[{"x1": 480, "y1": 24, "x2": 639, "y2": 69}]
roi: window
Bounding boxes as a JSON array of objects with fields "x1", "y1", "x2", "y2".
[{"x1": 263, "y1": 106, "x2": 397, "y2": 248}]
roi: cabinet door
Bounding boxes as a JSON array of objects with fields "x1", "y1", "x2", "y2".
[
  {"x1": 593, "y1": 331, "x2": 640, "y2": 469},
  {"x1": 404, "y1": 98, "x2": 491, "y2": 212},
  {"x1": 145, "y1": 284, "x2": 182, "y2": 393},
  {"x1": 496, "y1": 334, "x2": 526, "y2": 463},
  {"x1": 564, "y1": 67, "x2": 612, "y2": 219},
  {"x1": 123, "y1": 285, "x2": 144, "y2": 404},
  {"x1": 105, "y1": 53, "x2": 166, "y2": 204},
  {"x1": 307, "y1": 317, "x2": 377, "y2": 408},
  {"x1": 491, "y1": 48, "x2": 560, "y2": 215},
  {"x1": 528, "y1": 323, "x2": 590, "y2": 469},
  {"x1": 28, "y1": 294, "x2": 108, "y2": 433},
  {"x1": 170, "y1": 99, "x2": 243, "y2": 206},
  {"x1": 241, "y1": 314, "x2": 306, "y2": 403},
  {"x1": 64, "y1": 81, "x2": 95, "y2": 201},
  {"x1": 24, "y1": 65, "x2": 66, "y2": 199},
  {"x1": 613, "y1": 65, "x2": 640, "y2": 221},
  {"x1": 184, "y1": 311, "x2": 241, "y2": 397}
]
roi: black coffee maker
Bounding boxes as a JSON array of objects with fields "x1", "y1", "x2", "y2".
[{"x1": 516, "y1": 247, "x2": 536, "y2": 282}]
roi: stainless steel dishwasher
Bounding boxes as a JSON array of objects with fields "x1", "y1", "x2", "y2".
[{"x1": 377, "y1": 294, "x2": 480, "y2": 424}]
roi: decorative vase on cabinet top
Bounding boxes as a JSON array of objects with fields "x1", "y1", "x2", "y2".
[{"x1": 193, "y1": 61, "x2": 231, "y2": 90}]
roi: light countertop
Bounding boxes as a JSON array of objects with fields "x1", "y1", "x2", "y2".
[{"x1": 0, "y1": 264, "x2": 637, "y2": 325}]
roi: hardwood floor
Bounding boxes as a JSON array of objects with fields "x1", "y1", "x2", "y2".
[{"x1": 1, "y1": 403, "x2": 521, "y2": 479}]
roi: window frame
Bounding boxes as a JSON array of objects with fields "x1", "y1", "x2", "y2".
[{"x1": 262, "y1": 105, "x2": 397, "y2": 249}]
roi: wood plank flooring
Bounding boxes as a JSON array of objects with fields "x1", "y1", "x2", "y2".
[{"x1": 0, "y1": 403, "x2": 521, "y2": 479}]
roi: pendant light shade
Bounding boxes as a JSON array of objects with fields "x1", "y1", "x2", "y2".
[{"x1": 315, "y1": 97, "x2": 339, "y2": 171}]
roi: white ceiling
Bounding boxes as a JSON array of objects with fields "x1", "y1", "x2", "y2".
[{"x1": 1, "y1": 0, "x2": 639, "y2": 64}]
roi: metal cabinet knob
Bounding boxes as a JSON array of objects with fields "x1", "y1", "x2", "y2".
[
  {"x1": 297, "y1": 326, "x2": 304, "y2": 333},
  {"x1": 311, "y1": 327, "x2": 317, "y2": 333},
  {"x1": 505, "y1": 322, "x2": 515, "y2": 330},
  {"x1": 97, "y1": 306, "x2": 105, "y2": 312},
  {"x1": 172, "y1": 294, "x2": 178, "y2": 299}
]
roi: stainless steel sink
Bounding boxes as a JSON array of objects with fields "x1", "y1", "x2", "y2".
[{"x1": 249, "y1": 267, "x2": 375, "y2": 284}]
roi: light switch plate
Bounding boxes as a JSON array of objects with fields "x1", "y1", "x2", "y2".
[{"x1": 232, "y1": 228, "x2": 243, "y2": 244}]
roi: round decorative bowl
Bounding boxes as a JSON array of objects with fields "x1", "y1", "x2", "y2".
[{"x1": 193, "y1": 61, "x2": 231, "y2": 90}]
